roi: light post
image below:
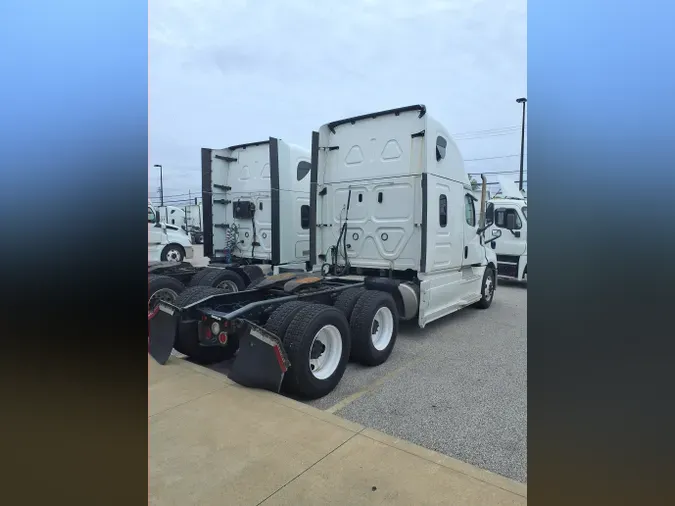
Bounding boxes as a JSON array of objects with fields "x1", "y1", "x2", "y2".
[
  {"x1": 516, "y1": 98, "x2": 527, "y2": 191},
  {"x1": 153, "y1": 164, "x2": 164, "y2": 207}
]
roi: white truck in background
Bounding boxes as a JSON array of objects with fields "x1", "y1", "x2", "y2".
[
  {"x1": 183, "y1": 203, "x2": 203, "y2": 229},
  {"x1": 148, "y1": 201, "x2": 194, "y2": 263},
  {"x1": 149, "y1": 105, "x2": 503, "y2": 400},
  {"x1": 182, "y1": 203, "x2": 204, "y2": 244},
  {"x1": 155, "y1": 206, "x2": 188, "y2": 229},
  {"x1": 486, "y1": 176, "x2": 527, "y2": 282}
]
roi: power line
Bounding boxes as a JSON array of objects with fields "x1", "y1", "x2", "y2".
[
  {"x1": 452, "y1": 125, "x2": 519, "y2": 136},
  {"x1": 464, "y1": 154, "x2": 526, "y2": 162},
  {"x1": 468, "y1": 169, "x2": 527, "y2": 176},
  {"x1": 453, "y1": 126, "x2": 526, "y2": 141}
]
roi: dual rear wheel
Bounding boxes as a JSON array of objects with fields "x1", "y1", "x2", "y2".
[{"x1": 267, "y1": 289, "x2": 399, "y2": 399}]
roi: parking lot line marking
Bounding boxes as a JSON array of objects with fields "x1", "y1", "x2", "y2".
[{"x1": 325, "y1": 356, "x2": 424, "y2": 414}]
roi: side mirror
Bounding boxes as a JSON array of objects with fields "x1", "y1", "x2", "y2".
[{"x1": 485, "y1": 206, "x2": 494, "y2": 227}]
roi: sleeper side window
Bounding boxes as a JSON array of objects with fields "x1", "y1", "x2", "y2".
[
  {"x1": 439, "y1": 195, "x2": 448, "y2": 227},
  {"x1": 436, "y1": 136, "x2": 447, "y2": 161},
  {"x1": 297, "y1": 161, "x2": 311, "y2": 181},
  {"x1": 300, "y1": 205, "x2": 310, "y2": 229}
]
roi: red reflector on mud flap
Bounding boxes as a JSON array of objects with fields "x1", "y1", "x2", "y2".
[
  {"x1": 273, "y1": 345, "x2": 287, "y2": 373},
  {"x1": 148, "y1": 306, "x2": 160, "y2": 320}
]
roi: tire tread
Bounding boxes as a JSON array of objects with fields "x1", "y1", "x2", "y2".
[{"x1": 349, "y1": 290, "x2": 398, "y2": 366}]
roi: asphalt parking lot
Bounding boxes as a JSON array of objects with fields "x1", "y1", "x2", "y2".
[{"x1": 187, "y1": 245, "x2": 527, "y2": 483}]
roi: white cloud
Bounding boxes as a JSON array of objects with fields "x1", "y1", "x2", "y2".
[{"x1": 149, "y1": 0, "x2": 527, "y2": 200}]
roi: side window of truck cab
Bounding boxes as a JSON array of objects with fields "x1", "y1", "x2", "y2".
[
  {"x1": 495, "y1": 208, "x2": 522, "y2": 230},
  {"x1": 464, "y1": 195, "x2": 476, "y2": 227},
  {"x1": 148, "y1": 206, "x2": 155, "y2": 223}
]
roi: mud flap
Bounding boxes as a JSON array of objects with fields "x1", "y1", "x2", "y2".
[
  {"x1": 148, "y1": 304, "x2": 180, "y2": 365},
  {"x1": 228, "y1": 321, "x2": 290, "y2": 393}
]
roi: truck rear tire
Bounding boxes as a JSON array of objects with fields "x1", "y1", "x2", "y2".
[
  {"x1": 349, "y1": 290, "x2": 399, "y2": 366},
  {"x1": 196, "y1": 268, "x2": 246, "y2": 292},
  {"x1": 187, "y1": 267, "x2": 218, "y2": 287},
  {"x1": 148, "y1": 274, "x2": 185, "y2": 313},
  {"x1": 174, "y1": 285, "x2": 227, "y2": 308},
  {"x1": 264, "y1": 301, "x2": 308, "y2": 340},
  {"x1": 333, "y1": 287, "x2": 365, "y2": 320},
  {"x1": 281, "y1": 304, "x2": 351, "y2": 399},
  {"x1": 473, "y1": 267, "x2": 496, "y2": 309}
]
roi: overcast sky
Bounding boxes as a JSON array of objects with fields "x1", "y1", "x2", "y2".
[{"x1": 149, "y1": 0, "x2": 526, "y2": 204}]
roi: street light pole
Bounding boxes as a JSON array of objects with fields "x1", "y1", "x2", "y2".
[
  {"x1": 516, "y1": 98, "x2": 527, "y2": 191},
  {"x1": 153, "y1": 164, "x2": 164, "y2": 207}
]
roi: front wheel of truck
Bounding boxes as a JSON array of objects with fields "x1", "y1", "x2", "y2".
[{"x1": 473, "y1": 267, "x2": 496, "y2": 309}]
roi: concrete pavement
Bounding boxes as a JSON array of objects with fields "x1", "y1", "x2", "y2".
[{"x1": 149, "y1": 355, "x2": 527, "y2": 506}]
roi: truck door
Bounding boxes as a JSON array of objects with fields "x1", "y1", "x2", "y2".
[
  {"x1": 493, "y1": 205, "x2": 527, "y2": 257},
  {"x1": 462, "y1": 193, "x2": 483, "y2": 266},
  {"x1": 148, "y1": 205, "x2": 163, "y2": 246}
]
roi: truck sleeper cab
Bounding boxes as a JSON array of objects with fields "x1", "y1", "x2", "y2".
[
  {"x1": 149, "y1": 106, "x2": 501, "y2": 400},
  {"x1": 312, "y1": 104, "x2": 500, "y2": 327},
  {"x1": 147, "y1": 138, "x2": 311, "y2": 315},
  {"x1": 202, "y1": 137, "x2": 311, "y2": 269}
]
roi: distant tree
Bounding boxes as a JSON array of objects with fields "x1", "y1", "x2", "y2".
[{"x1": 470, "y1": 178, "x2": 480, "y2": 190}]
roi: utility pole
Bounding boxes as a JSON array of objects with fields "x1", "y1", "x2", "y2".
[
  {"x1": 516, "y1": 98, "x2": 527, "y2": 191},
  {"x1": 153, "y1": 164, "x2": 164, "y2": 206}
]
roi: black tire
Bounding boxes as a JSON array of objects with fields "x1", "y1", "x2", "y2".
[
  {"x1": 196, "y1": 268, "x2": 246, "y2": 292},
  {"x1": 333, "y1": 287, "x2": 365, "y2": 320},
  {"x1": 282, "y1": 304, "x2": 350, "y2": 399},
  {"x1": 148, "y1": 274, "x2": 185, "y2": 311},
  {"x1": 160, "y1": 244, "x2": 185, "y2": 262},
  {"x1": 188, "y1": 267, "x2": 219, "y2": 287},
  {"x1": 474, "y1": 267, "x2": 496, "y2": 309},
  {"x1": 264, "y1": 301, "x2": 308, "y2": 340},
  {"x1": 349, "y1": 290, "x2": 399, "y2": 366},
  {"x1": 174, "y1": 285, "x2": 227, "y2": 308}
]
